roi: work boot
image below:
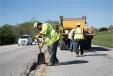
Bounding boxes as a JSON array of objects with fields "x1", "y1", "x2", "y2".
[
  {"x1": 76, "y1": 52, "x2": 79, "y2": 57},
  {"x1": 80, "y1": 50, "x2": 84, "y2": 56},
  {"x1": 47, "y1": 62, "x2": 55, "y2": 66},
  {"x1": 71, "y1": 50, "x2": 73, "y2": 52},
  {"x1": 55, "y1": 60, "x2": 59, "y2": 64}
]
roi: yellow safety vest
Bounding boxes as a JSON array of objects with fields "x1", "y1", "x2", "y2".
[
  {"x1": 40, "y1": 23, "x2": 60, "y2": 46},
  {"x1": 74, "y1": 27, "x2": 84, "y2": 40}
]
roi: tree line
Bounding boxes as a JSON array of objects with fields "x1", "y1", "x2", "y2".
[
  {"x1": 0, "y1": 21, "x2": 59, "y2": 45},
  {"x1": 94, "y1": 25, "x2": 113, "y2": 32}
]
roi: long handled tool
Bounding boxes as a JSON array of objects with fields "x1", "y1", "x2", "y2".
[
  {"x1": 37, "y1": 45, "x2": 45, "y2": 65},
  {"x1": 25, "y1": 44, "x2": 46, "y2": 76}
]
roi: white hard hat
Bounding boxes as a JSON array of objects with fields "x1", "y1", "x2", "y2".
[
  {"x1": 76, "y1": 23, "x2": 80, "y2": 25},
  {"x1": 34, "y1": 22, "x2": 38, "y2": 28}
]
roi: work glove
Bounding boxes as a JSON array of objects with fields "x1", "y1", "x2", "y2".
[
  {"x1": 35, "y1": 35, "x2": 39, "y2": 39},
  {"x1": 35, "y1": 32, "x2": 40, "y2": 39},
  {"x1": 39, "y1": 43, "x2": 44, "y2": 48}
]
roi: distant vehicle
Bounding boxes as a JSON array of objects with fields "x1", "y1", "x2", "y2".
[{"x1": 18, "y1": 35, "x2": 32, "y2": 46}]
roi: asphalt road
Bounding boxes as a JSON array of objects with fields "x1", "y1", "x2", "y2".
[
  {"x1": 0, "y1": 44, "x2": 113, "y2": 76},
  {"x1": 0, "y1": 44, "x2": 38, "y2": 76},
  {"x1": 45, "y1": 46, "x2": 113, "y2": 76}
]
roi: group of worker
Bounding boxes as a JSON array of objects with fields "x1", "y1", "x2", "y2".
[{"x1": 34, "y1": 22, "x2": 86, "y2": 66}]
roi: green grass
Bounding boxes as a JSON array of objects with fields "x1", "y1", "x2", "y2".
[{"x1": 92, "y1": 31, "x2": 113, "y2": 48}]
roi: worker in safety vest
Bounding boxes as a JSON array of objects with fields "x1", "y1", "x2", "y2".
[
  {"x1": 34, "y1": 22, "x2": 60, "y2": 66},
  {"x1": 74, "y1": 23, "x2": 84, "y2": 57}
]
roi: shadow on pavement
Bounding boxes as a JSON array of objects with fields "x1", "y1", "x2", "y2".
[
  {"x1": 83, "y1": 54, "x2": 108, "y2": 57},
  {"x1": 91, "y1": 46, "x2": 110, "y2": 51},
  {"x1": 58, "y1": 60, "x2": 88, "y2": 66}
]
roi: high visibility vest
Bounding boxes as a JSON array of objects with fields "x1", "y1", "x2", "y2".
[
  {"x1": 74, "y1": 27, "x2": 84, "y2": 40},
  {"x1": 40, "y1": 23, "x2": 60, "y2": 46}
]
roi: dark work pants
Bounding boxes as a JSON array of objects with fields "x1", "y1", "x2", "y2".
[
  {"x1": 47, "y1": 40, "x2": 59, "y2": 65},
  {"x1": 84, "y1": 39, "x2": 91, "y2": 50},
  {"x1": 88, "y1": 39, "x2": 91, "y2": 49},
  {"x1": 75, "y1": 40, "x2": 84, "y2": 55}
]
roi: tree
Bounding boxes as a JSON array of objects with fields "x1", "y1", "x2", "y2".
[
  {"x1": 18, "y1": 22, "x2": 33, "y2": 35},
  {"x1": 109, "y1": 25, "x2": 113, "y2": 31},
  {"x1": 99, "y1": 27, "x2": 109, "y2": 32},
  {"x1": 0, "y1": 24, "x2": 16, "y2": 45},
  {"x1": 46, "y1": 20, "x2": 59, "y2": 32},
  {"x1": 17, "y1": 22, "x2": 37, "y2": 40}
]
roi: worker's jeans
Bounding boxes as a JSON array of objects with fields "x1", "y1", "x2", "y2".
[
  {"x1": 70, "y1": 39, "x2": 76, "y2": 52},
  {"x1": 47, "y1": 40, "x2": 59, "y2": 65}
]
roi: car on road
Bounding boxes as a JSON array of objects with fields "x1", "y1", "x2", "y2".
[{"x1": 18, "y1": 35, "x2": 32, "y2": 46}]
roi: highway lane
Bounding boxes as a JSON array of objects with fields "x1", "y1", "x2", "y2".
[
  {"x1": 0, "y1": 44, "x2": 113, "y2": 76},
  {"x1": 45, "y1": 46, "x2": 113, "y2": 76},
  {"x1": 0, "y1": 44, "x2": 38, "y2": 76}
]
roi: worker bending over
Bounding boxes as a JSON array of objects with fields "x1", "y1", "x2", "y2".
[{"x1": 34, "y1": 22, "x2": 60, "y2": 66}]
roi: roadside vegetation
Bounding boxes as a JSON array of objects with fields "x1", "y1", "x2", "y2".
[{"x1": 92, "y1": 29, "x2": 113, "y2": 48}]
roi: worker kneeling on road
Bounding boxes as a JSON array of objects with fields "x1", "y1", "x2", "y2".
[
  {"x1": 34, "y1": 22, "x2": 60, "y2": 66},
  {"x1": 74, "y1": 23, "x2": 84, "y2": 57}
]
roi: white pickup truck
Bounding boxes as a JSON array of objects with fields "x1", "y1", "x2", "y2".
[{"x1": 18, "y1": 35, "x2": 32, "y2": 46}]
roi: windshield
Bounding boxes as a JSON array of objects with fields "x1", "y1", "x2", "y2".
[{"x1": 20, "y1": 36, "x2": 30, "y2": 38}]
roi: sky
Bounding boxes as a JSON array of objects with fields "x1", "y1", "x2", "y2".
[{"x1": 0, "y1": 0, "x2": 113, "y2": 28}]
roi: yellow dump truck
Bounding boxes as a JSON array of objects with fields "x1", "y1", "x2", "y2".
[{"x1": 59, "y1": 16, "x2": 94, "y2": 50}]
